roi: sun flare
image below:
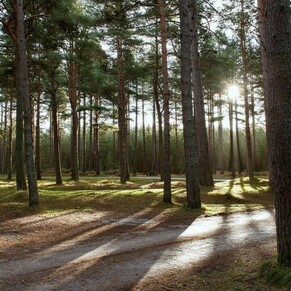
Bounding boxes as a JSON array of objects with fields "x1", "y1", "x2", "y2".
[{"x1": 227, "y1": 84, "x2": 240, "y2": 99}]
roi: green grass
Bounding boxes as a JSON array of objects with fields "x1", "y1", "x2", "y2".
[
  {"x1": 261, "y1": 259, "x2": 291, "y2": 288},
  {"x1": 0, "y1": 175, "x2": 274, "y2": 218}
]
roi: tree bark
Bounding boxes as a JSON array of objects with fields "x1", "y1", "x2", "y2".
[
  {"x1": 257, "y1": 0, "x2": 271, "y2": 182},
  {"x1": 261, "y1": 0, "x2": 291, "y2": 266},
  {"x1": 179, "y1": 0, "x2": 201, "y2": 209},
  {"x1": 7, "y1": 92, "x2": 13, "y2": 181},
  {"x1": 240, "y1": 0, "x2": 254, "y2": 180},
  {"x1": 94, "y1": 95, "x2": 100, "y2": 176},
  {"x1": 117, "y1": 35, "x2": 128, "y2": 183},
  {"x1": 133, "y1": 85, "x2": 138, "y2": 176},
  {"x1": 190, "y1": 0, "x2": 214, "y2": 187},
  {"x1": 157, "y1": 0, "x2": 171, "y2": 203},
  {"x1": 229, "y1": 99, "x2": 235, "y2": 178},
  {"x1": 68, "y1": 53, "x2": 79, "y2": 181},
  {"x1": 15, "y1": 47, "x2": 27, "y2": 190},
  {"x1": 142, "y1": 97, "x2": 147, "y2": 174},
  {"x1": 218, "y1": 94, "x2": 224, "y2": 174},
  {"x1": 35, "y1": 73, "x2": 42, "y2": 180},
  {"x1": 15, "y1": 0, "x2": 38, "y2": 206},
  {"x1": 235, "y1": 100, "x2": 243, "y2": 174},
  {"x1": 50, "y1": 71, "x2": 62, "y2": 185}
]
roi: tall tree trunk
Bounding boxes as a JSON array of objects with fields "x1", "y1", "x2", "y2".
[
  {"x1": 94, "y1": 95, "x2": 100, "y2": 176},
  {"x1": 88, "y1": 94, "x2": 93, "y2": 171},
  {"x1": 174, "y1": 97, "x2": 179, "y2": 174},
  {"x1": 82, "y1": 95, "x2": 87, "y2": 173},
  {"x1": 235, "y1": 100, "x2": 243, "y2": 174},
  {"x1": 15, "y1": 50, "x2": 27, "y2": 190},
  {"x1": 151, "y1": 94, "x2": 157, "y2": 175},
  {"x1": 261, "y1": 0, "x2": 291, "y2": 266},
  {"x1": 142, "y1": 97, "x2": 147, "y2": 174},
  {"x1": 229, "y1": 99, "x2": 235, "y2": 178},
  {"x1": 250, "y1": 81, "x2": 257, "y2": 171},
  {"x1": 35, "y1": 73, "x2": 42, "y2": 180},
  {"x1": 117, "y1": 35, "x2": 128, "y2": 183},
  {"x1": 16, "y1": 0, "x2": 38, "y2": 206},
  {"x1": 68, "y1": 55, "x2": 79, "y2": 181},
  {"x1": 240, "y1": 0, "x2": 254, "y2": 180},
  {"x1": 157, "y1": 0, "x2": 171, "y2": 203},
  {"x1": 179, "y1": 0, "x2": 201, "y2": 209},
  {"x1": 133, "y1": 85, "x2": 138, "y2": 176},
  {"x1": 218, "y1": 94, "x2": 224, "y2": 174},
  {"x1": 51, "y1": 71, "x2": 62, "y2": 185},
  {"x1": 7, "y1": 92, "x2": 13, "y2": 181},
  {"x1": 154, "y1": 19, "x2": 163, "y2": 178},
  {"x1": 257, "y1": 0, "x2": 271, "y2": 181},
  {"x1": 190, "y1": 0, "x2": 214, "y2": 187},
  {"x1": 208, "y1": 95, "x2": 216, "y2": 174},
  {"x1": 1, "y1": 97, "x2": 8, "y2": 174}
]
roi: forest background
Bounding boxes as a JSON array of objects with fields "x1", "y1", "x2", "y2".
[{"x1": 0, "y1": 0, "x2": 267, "y2": 182}]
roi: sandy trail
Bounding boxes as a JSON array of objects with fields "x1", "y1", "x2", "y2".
[{"x1": 0, "y1": 209, "x2": 275, "y2": 290}]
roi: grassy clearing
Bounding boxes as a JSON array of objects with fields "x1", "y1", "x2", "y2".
[{"x1": 0, "y1": 175, "x2": 273, "y2": 218}]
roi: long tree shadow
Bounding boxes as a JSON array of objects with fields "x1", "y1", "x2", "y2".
[
  {"x1": 0, "y1": 178, "x2": 276, "y2": 290},
  {"x1": 0, "y1": 188, "x2": 201, "y2": 290}
]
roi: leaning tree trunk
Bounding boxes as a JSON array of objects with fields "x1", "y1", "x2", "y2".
[
  {"x1": 15, "y1": 0, "x2": 38, "y2": 206},
  {"x1": 190, "y1": 0, "x2": 214, "y2": 187},
  {"x1": 262, "y1": 0, "x2": 291, "y2": 266},
  {"x1": 157, "y1": 0, "x2": 171, "y2": 203},
  {"x1": 179, "y1": 0, "x2": 201, "y2": 209}
]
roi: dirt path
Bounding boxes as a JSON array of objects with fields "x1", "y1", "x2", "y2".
[{"x1": 0, "y1": 209, "x2": 276, "y2": 290}]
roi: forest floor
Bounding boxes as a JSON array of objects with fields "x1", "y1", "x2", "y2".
[{"x1": 0, "y1": 207, "x2": 287, "y2": 291}]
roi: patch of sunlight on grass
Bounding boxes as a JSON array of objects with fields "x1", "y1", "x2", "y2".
[
  {"x1": 0, "y1": 174, "x2": 273, "y2": 218},
  {"x1": 202, "y1": 204, "x2": 265, "y2": 216}
]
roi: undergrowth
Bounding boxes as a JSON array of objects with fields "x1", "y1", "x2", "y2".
[{"x1": 261, "y1": 259, "x2": 291, "y2": 288}]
